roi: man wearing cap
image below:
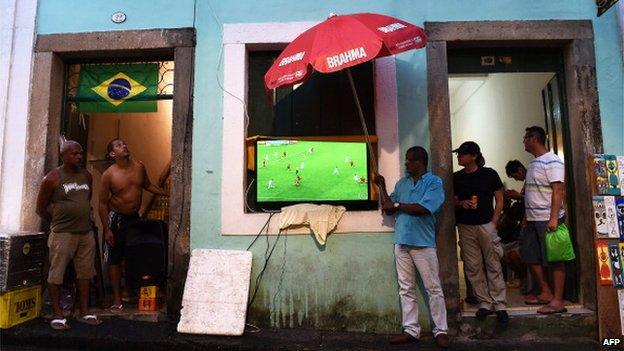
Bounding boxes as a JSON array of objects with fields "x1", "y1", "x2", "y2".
[
  {"x1": 521, "y1": 126, "x2": 567, "y2": 314},
  {"x1": 453, "y1": 141, "x2": 508, "y2": 327},
  {"x1": 376, "y1": 146, "x2": 450, "y2": 349}
]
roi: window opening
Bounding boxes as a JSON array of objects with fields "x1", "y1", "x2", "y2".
[{"x1": 246, "y1": 50, "x2": 377, "y2": 212}]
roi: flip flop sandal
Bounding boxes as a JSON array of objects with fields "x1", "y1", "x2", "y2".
[
  {"x1": 524, "y1": 298, "x2": 550, "y2": 305},
  {"x1": 109, "y1": 304, "x2": 124, "y2": 313},
  {"x1": 50, "y1": 318, "x2": 70, "y2": 330},
  {"x1": 76, "y1": 314, "x2": 103, "y2": 325}
]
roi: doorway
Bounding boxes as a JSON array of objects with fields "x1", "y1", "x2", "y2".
[
  {"x1": 60, "y1": 60, "x2": 174, "y2": 316},
  {"x1": 25, "y1": 28, "x2": 195, "y2": 317},
  {"x1": 447, "y1": 48, "x2": 580, "y2": 312},
  {"x1": 426, "y1": 21, "x2": 602, "y2": 319}
]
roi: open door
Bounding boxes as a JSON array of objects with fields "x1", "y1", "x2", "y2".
[{"x1": 541, "y1": 74, "x2": 579, "y2": 303}]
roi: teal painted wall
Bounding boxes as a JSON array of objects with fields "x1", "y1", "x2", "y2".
[{"x1": 37, "y1": 0, "x2": 623, "y2": 333}]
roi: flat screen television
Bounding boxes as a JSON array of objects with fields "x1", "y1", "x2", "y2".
[{"x1": 255, "y1": 139, "x2": 376, "y2": 211}]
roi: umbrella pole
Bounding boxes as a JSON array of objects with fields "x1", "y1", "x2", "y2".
[{"x1": 345, "y1": 68, "x2": 378, "y2": 175}]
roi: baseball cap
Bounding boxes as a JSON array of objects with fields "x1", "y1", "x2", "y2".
[{"x1": 452, "y1": 141, "x2": 480, "y2": 155}]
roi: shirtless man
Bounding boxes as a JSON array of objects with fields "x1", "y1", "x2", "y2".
[{"x1": 98, "y1": 139, "x2": 167, "y2": 311}]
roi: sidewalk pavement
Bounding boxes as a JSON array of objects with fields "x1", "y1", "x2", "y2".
[{"x1": 0, "y1": 317, "x2": 602, "y2": 351}]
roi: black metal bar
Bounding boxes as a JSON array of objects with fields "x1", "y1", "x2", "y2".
[{"x1": 66, "y1": 94, "x2": 174, "y2": 102}]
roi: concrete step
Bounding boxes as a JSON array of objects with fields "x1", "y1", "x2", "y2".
[{"x1": 456, "y1": 305, "x2": 596, "y2": 340}]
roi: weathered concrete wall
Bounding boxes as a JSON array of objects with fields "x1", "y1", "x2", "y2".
[{"x1": 0, "y1": 0, "x2": 36, "y2": 231}]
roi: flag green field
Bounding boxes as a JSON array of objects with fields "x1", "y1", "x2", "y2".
[
  {"x1": 256, "y1": 141, "x2": 369, "y2": 202},
  {"x1": 76, "y1": 63, "x2": 158, "y2": 113}
]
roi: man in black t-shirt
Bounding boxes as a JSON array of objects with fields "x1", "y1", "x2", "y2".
[{"x1": 453, "y1": 141, "x2": 508, "y2": 328}]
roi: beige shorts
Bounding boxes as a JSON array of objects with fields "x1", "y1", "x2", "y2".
[{"x1": 47, "y1": 231, "x2": 96, "y2": 285}]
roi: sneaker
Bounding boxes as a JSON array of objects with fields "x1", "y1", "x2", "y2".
[
  {"x1": 388, "y1": 332, "x2": 419, "y2": 345},
  {"x1": 435, "y1": 333, "x2": 450, "y2": 348},
  {"x1": 475, "y1": 308, "x2": 493, "y2": 321},
  {"x1": 496, "y1": 310, "x2": 509, "y2": 328}
]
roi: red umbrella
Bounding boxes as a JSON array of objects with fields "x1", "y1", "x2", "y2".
[{"x1": 264, "y1": 12, "x2": 427, "y2": 172}]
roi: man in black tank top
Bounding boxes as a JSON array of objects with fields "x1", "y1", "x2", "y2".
[{"x1": 36, "y1": 141, "x2": 102, "y2": 329}]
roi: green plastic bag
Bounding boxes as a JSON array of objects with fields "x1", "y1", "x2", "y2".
[{"x1": 545, "y1": 223, "x2": 576, "y2": 262}]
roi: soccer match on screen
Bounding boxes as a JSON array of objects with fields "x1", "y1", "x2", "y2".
[{"x1": 256, "y1": 140, "x2": 369, "y2": 202}]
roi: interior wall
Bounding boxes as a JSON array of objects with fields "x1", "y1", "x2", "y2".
[
  {"x1": 87, "y1": 99, "x2": 173, "y2": 227},
  {"x1": 450, "y1": 73, "x2": 555, "y2": 191}
]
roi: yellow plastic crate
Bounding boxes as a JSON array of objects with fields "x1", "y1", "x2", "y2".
[
  {"x1": 140, "y1": 286, "x2": 158, "y2": 299},
  {"x1": 0, "y1": 285, "x2": 41, "y2": 328},
  {"x1": 138, "y1": 297, "x2": 159, "y2": 312}
]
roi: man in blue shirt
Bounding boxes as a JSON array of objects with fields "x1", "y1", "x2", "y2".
[{"x1": 376, "y1": 146, "x2": 449, "y2": 349}]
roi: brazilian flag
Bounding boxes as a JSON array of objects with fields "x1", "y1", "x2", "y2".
[{"x1": 76, "y1": 63, "x2": 158, "y2": 113}]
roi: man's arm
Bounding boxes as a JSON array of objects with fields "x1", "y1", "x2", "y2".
[
  {"x1": 141, "y1": 163, "x2": 168, "y2": 196},
  {"x1": 547, "y1": 181, "x2": 565, "y2": 231},
  {"x1": 380, "y1": 175, "x2": 444, "y2": 217},
  {"x1": 492, "y1": 188, "x2": 504, "y2": 225},
  {"x1": 504, "y1": 189, "x2": 523, "y2": 201},
  {"x1": 36, "y1": 172, "x2": 57, "y2": 223},
  {"x1": 98, "y1": 173, "x2": 114, "y2": 246},
  {"x1": 393, "y1": 202, "x2": 430, "y2": 216},
  {"x1": 375, "y1": 174, "x2": 397, "y2": 214}
]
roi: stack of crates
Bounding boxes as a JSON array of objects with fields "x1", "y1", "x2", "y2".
[
  {"x1": 0, "y1": 232, "x2": 46, "y2": 328},
  {"x1": 139, "y1": 285, "x2": 159, "y2": 312}
]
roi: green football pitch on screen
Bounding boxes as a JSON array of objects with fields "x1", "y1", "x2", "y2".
[{"x1": 256, "y1": 140, "x2": 369, "y2": 202}]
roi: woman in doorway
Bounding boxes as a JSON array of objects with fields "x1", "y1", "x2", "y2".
[{"x1": 453, "y1": 141, "x2": 508, "y2": 327}]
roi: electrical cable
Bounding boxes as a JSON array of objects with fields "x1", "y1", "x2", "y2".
[
  {"x1": 246, "y1": 212, "x2": 274, "y2": 251},
  {"x1": 247, "y1": 228, "x2": 282, "y2": 309},
  {"x1": 271, "y1": 230, "x2": 288, "y2": 308},
  {"x1": 244, "y1": 177, "x2": 256, "y2": 213},
  {"x1": 244, "y1": 323, "x2": 261, "y2": 333},
  {"x1": 206, "y1": 0, "x2": 253, "y2": 133},
  {"x1": 192, "y1": 0, "x2": 197, "y2": 29},
  {"x1": 204, "y1": 0, "x2": 292, "y2": 320},
  {"x1": 169, "y1": 0, "x2": 199, "y2": 287}
]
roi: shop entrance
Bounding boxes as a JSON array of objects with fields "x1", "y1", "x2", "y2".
[
  {"x1": 25, "y1": 28, "x2": 194, "y2": 318},
  {"x1": 58, "y1": 60, "x2": 174, "y2": 317},
  {"x1": 447, "y1": 48, "x2": 580, "y2": 312}
]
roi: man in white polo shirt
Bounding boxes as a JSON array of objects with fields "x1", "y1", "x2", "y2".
[{"x1": 521, "y1": 126, "x2": 567, "y2": 314}]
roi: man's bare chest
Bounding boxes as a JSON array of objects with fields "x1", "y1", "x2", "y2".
[{"x1": 110, "y1": 169, "x2": 143, "y2": 193}]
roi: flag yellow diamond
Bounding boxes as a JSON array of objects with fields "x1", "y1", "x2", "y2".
[{"x1": 91, "y1": 72, "x2": 147, "y2": 106}]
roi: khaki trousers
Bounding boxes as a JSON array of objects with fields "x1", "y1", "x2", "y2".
[
  {"x1": 458, "y1": 222, "x2": 507, "y2": 311},
  {"x1": 394, "y1": 245, "x2": 448, "y2": 338},
  {"x1": 47, "y1": 231, "x2": 95, "y2": 285}
]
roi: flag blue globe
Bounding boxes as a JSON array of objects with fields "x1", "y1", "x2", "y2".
[{"x1": 107, "y1": 78, "x2": 131, "y2": 100}]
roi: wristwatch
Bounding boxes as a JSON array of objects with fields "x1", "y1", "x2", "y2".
[{"x1": 393, "y1": 202, "x2": 400, "y2": 209}]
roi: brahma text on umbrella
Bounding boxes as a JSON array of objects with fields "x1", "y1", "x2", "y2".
[
  {"x1": 326, "y1": 47, "x2": 367, "y2": 69},
  {"x1": 377, "y1": 22, "x2": 406, "y2": 33},
  {"x1": 279, "y1": 51, "x2": 306, "y2": 67}
]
